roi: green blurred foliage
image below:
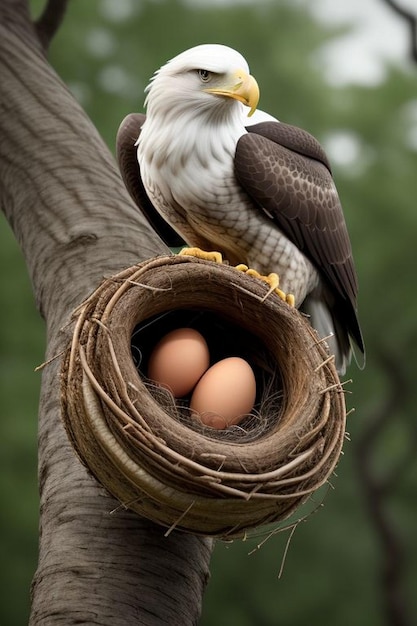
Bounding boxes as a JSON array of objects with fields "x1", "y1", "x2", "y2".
[{"x1": 2, "y1": 0, "x2": 417, "y2": 624}]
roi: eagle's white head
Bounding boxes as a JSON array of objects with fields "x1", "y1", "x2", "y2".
[{"x1": 143, "y1": 44, "x2": 260, "y2": 124}]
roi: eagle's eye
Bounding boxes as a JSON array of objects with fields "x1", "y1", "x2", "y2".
[{"x1": 198, "y1": 69, "x2": 211, "y2": 82}]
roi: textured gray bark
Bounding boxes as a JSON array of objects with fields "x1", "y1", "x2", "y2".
[{"x1": 0, "y1": 0, "x2": 213, "y2": 623}]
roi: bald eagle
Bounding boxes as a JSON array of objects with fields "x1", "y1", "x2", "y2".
[{"x1": 117, "y1": 44, "x2": 365, "y2": 375}]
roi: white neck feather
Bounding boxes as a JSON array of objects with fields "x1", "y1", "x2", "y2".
[{"x1": 138, "y1": 85, "x2": 247, "y2": 171}]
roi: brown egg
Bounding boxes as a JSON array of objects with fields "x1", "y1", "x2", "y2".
[
  {"x1": 190, "y1": 357, "x2": 256, "y2": 429},
  {"x1": 147, "y1": 328, "x2": 210, "y2": 398}
]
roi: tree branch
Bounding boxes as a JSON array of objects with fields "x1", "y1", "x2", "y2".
[
  {"x1": 35, "y1": 0, "x2": 70, "y2": 52},
  {"x1": 355, "y1": 347, "x2": 413, "y2": 626},
  {"x1": 0, "y1": 2, "x2": 213, "y2": 623},
  {"x1": 382, "y1": 0, "x2": 417, "y2": 63}
]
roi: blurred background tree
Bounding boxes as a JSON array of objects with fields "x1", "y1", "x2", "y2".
[{"x1": 1, "y1": 0, "x2": 416, "y2": 624}]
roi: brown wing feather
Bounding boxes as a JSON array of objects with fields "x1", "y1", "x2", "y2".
[
  {"x1": 116, "y1": 113, "x2": 185, "y2": 247},
  {"x1": 247, "y1": 121, "x2": 332, "y2": 172},
  {"x1": 236, "y1": 123, "x2": 364, "y2": 353}
]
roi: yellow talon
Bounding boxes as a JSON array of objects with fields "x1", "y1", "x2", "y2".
[
  {"x1": 273, "y1": 288, "x2": 288, "y2": 303},
  {"x1": 244, "y1": 268, "x2": 262, "y2": 280},
  {"x1": 178, "y1": 250, "x2": 295, "y2": 307},
  {"x1": 178, "y1": 247, "x2": 223, "y2": 264},
  {"x1": 286, "y1": 293, "x2": 295, "y2": 307},
  {"x1": 266, "y1": 272, "x2": 280, "y2": 291},
  {"x1": 234, "y1": 263, "x2": 295, "y2": 306}
]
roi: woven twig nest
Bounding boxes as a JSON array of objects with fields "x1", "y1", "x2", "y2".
[{"x1": 61, "y1": 254, "x2": 346, "y2": 539}]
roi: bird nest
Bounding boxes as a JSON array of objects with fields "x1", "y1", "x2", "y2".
[{"x1": 61, "y1": 254, "x2": 346, "y2": 539}]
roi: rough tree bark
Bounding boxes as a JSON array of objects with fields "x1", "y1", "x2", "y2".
[{"x1": 0, "y1": 0, "x2": 213, "y2": 623}]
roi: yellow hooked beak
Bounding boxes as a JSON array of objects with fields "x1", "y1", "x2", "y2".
[{"x1": 203, "y1": 69, "x2": 260, "y2": 117}]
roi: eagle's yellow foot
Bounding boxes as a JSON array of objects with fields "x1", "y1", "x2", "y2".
[
  {"x1": 234, "y1": 264, "x2": 295, "y2": 306},
  {"x1": 178, "y1": 247, "x2": 223, "y2": 264},
  {"x1": 178, "y1": 250, "x2": 295, "y2": 306}
]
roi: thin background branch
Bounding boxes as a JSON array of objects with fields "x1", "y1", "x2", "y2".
[
  {"x1": 35, "y1": 0, "x2": 69, "y2": 51},
  {"x1": 382, "y1": 0, "x2": 417, "y2": 63},
  {"x1": 356, "y1": 346, "x2": 415, "y2": 626}
]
